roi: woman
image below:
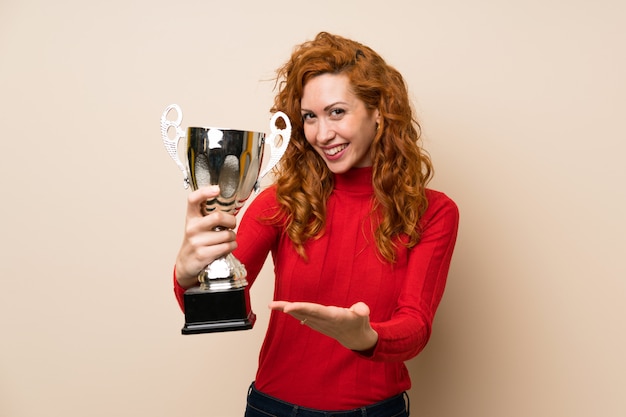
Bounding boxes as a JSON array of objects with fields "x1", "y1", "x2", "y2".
[{"x1": 174, "y1": 32, "x2": 459, "y2": 416}]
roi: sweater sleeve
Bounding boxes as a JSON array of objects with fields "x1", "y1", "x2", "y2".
[
  {"x1": 173, "y1": 267, "x2": 186, "y2": 312},
  {"x1": 367, "y1": 191, "x2": 459, "y2": 362},
  {"x1": 231, "y1": 187, "x2": 281, "y2": 287}
]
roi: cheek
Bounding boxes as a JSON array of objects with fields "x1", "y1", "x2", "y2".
[
  {"x1": 361, "y1": 122, "x2": 377, "y2": 144},
  {"x1": 303, "y1": 124, "x2": 316, "y2": 145}
]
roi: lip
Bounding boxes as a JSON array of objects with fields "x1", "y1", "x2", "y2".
[{"x1": 322, "y1": 143, "x2": 348, "y2": 160}]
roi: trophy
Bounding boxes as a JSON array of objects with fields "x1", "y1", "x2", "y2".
[{"x1": 160, "y1": 104, "x2": 291, "y2": 334}]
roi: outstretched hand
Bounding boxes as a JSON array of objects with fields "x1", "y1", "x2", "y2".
[{"x1": 269, "y1": 300, "x2": 378, "y2": 352}]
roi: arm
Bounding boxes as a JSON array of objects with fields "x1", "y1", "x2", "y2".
[
  {"x1": 368, "y1": 192, "x2": 459, "y2": 361},
  {"x1": 229, "y1": 188, "x2": 281, "y2": 288},
  {"x1": 270, "y1": 191, "x2": 459, "y2": 360}
]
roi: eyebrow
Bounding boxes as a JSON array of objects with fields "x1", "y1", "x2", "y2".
[{"x1": 300, "y1": 101, "x2": 349, "y2": 113}]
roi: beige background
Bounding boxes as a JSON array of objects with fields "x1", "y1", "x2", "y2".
[{"x1": 1, "y1": 0, "x2": 624, "y2": 416}]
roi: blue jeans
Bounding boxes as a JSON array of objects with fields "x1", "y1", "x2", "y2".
[{"x1": 244, "y1": 383, "x2": 410, "y2": 417}]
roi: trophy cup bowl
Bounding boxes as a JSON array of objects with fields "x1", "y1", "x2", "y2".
[{"x1": 161, "y1": 104, "x2": 291, "y2": 334}]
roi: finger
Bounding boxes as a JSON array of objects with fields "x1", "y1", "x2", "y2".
[
  {"x1": 268, "y1": 301, "x2": 289, "y2": 312},
  {"x1": 200, "y1": 210, "x2": 237, "y2": 231},
  {"x1": 184, "y1": 216, "x2": 237, "y2": 248},
  {"x1": 280, "y1": 302, "x2": 319, "y2": 316},
  {"x1": 186, "y1": 185, "x2": 220, "y2": 217},
  {"x1": 269, "y1": 302, "x2": 319, "y2": 325},
  {"x1": 195, "y1": 240, "x2": 238, "y2": 262}
]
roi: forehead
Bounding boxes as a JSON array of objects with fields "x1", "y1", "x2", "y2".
[{"x1": 301, "y1": 73, "x2": 354, "y2": 108}]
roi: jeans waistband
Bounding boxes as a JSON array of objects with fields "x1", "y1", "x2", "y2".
[{"x1": 246, "y1": 383, "x2": 408, "y2": 417}]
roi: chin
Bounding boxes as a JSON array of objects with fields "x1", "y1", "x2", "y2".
[{"x1": 325, "y1": 163, "x2": 352, "y2": 174}]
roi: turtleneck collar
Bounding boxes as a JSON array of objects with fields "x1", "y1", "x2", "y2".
[{"x1": 333, "y1": 166, "x2": 374, "y2": 194}]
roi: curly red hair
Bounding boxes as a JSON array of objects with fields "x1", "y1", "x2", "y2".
[{"x1": 269, "y1": 32, "x2": 433, "y2": 263}]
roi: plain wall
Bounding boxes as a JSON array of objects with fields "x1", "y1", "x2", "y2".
[{"x1": 1, "y1": 1, "x2": 624, "y2": 416}]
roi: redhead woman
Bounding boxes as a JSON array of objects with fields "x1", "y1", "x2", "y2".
[{"x1": 173, "y1": 32, "x2": 459, "y2": 417}]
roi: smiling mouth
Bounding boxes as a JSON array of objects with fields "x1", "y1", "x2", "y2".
[{"x1": 325, "y1": 144, "x2": 348, "y2": 156}]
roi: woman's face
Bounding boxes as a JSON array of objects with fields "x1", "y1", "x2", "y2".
[{"x1": 300, "y1": 73, "x2": 380, "y2": 174}]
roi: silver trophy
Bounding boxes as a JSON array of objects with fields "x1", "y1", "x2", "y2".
[{"x1": 161, "y1": 104, "x2": 291, "y2": 334}]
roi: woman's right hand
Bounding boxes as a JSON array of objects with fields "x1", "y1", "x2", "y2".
[{"x1": 174, "y1": 185, "x2": 238, "y2": 289}]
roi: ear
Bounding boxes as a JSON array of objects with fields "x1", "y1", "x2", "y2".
[{"x1": 373, "y1": 108, "x2": 381, "y2": 125}]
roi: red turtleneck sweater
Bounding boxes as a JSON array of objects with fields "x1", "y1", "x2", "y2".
[{"x1": 174, "y1": 167, "x2": 459, "y2": 410}]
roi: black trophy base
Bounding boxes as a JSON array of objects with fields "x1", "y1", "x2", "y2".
[{"x1": 182, "y1": 286, "x2": 256, "y2": 335}]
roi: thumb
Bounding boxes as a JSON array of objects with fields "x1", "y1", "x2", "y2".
[{"x1": 349, "y1": 302, "x2": 371, "y2": 318}]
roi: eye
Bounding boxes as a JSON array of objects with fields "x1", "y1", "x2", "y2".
[
  {"x1": 301, "y1": 112, "x2": 316, "y2": 122},
  {"x1": 329, "y1": 108, "x2": 345, "y2": 118}
]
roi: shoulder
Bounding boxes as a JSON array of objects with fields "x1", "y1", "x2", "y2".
[
  {"x1": 253, "y1": 185, "x2": 278, "y2": 204},
  {"x1": 423, "y1": 188, "x2": 460, "y2": 224},
  {"x1": 425, "y1": 188, "x2": 457, "y2": 208},
  {"x1": 243, "y1": 185, "x2": 281, "y2": 217}
]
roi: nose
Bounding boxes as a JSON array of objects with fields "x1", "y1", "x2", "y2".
[{"x1": 316, "y1": 118, "x2": 335, "y2": 143}]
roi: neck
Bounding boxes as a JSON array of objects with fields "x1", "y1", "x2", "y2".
[{"x1": 334, "y1": 166, "x2": 373, "y2": 193}]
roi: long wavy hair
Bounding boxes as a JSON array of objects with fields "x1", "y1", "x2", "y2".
[{"x1": 269, "y1": 32, "x2": 433, "y2": 263}]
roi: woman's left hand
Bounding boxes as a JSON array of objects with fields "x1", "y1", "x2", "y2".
[{"x1": 269, "y1": 300, "x2": 379, "y2": 352}]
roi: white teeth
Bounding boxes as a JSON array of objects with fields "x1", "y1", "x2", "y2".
[{"x1": 326, "y1": 144, "x2": 347, "y2": 156}]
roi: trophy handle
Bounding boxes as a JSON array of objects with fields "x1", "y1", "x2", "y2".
[
  {"x1": 160, "y1": 104, "x2": 190, "y2": 189},
  {"x1": 258, "y1": 111, "x2": 291, "y2": 179}
]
